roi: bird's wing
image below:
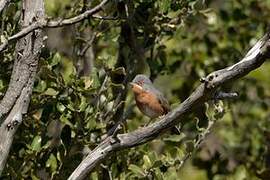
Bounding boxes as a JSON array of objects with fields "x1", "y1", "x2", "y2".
[
  {"x1": 157, "y1": 93, "x2": 170, "y2": 113},
  {"x1": 145, "y1": 85, "x2": 170, "y2": 113}
]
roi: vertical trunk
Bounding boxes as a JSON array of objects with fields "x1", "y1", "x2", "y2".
[{"x1": 0, "y1": 0, "x2": 45, "y2": 175}]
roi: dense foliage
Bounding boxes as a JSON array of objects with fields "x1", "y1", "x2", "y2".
[{"x1": 1, "y1": 0, "x2": 270, "y2": 179}]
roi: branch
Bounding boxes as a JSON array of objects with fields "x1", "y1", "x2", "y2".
[
  {"x1": 0, "y1": 0, "x2": 10, "y2": 13},
  {"x1": 68, "y1": 32, "x2": 270, "y2": 180},
  {"x1": 212, "y1": 91, "x2": 238, "y2": 100},
  {"x1": 0, "y1": 0, "x2": 108, "y2": 52},
  {"x1": 92, "y1": 14, "x2": 119, "y2": 20},
  {"x1": 46, "y1": 0, "x2": 108, "y2": 27},
  {"x1": 0, "y1": 76, "x2": 34, "y2": 174},
  {"x1": 0, "y1": 0, "x2": 45, "y2": 174}
]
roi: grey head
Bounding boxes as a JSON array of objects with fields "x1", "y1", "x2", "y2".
[
  {"x1": 132, "y1": 74, "x2": 153, "y2": 88},
  {"x1": 131, "y1": 74, "x2": 163, "y2": 97},
  {"x1": 131, "y1": 74, "x2": 170, "y2": 112}
]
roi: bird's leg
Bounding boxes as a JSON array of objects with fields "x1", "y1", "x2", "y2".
[
  {"x1": 158, "y1": 114, "x2": 166, "y2": 119},
  {"x1": 144, "y1": 114, "x2": 167, "y2": 127},
  {"x1": 144, "y1": 118, "x2": 154, "y2": 127}
]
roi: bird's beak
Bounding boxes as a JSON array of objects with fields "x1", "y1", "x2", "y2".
[
  {"x1": 129, "y1": 82, "x2": 143, "y2": 91},
  {"x1": 129, "y1": 82, "x2": 136, "y2": 87}
]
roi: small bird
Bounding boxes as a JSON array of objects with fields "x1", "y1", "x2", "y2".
[
  {"x1": 106, "y1": 74, "x2": 171, "y2": 136},
  {"x1": 130, "y1": 74, "x2": 170, "y2": 119}
]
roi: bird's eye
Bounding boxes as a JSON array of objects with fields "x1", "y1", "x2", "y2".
[{"x1": 137, "y1": 80, "x2": 144, "y2": 85}]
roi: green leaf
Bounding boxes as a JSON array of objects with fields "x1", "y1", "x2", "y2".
[
  {"x1": 90, "y1": 68, "x2": 100, "y2": 89},
  {"x1": 66, "y1": 101, "x2": 76, "y2": 111},
  {"x1": 233, "y1": 165, "x2": 248, "y2": 180},
  {"x1": 152, "y1": 160, "x2": 163, "y2": 168},
  {"x1": 154, "y1": 168, "x2": 164, "y2": 180},
  {"x1": 143, "y1": 155, "x2": 152, "y2": 169},
  {"x1": 112, "y1": 67, "x2": 126, "y2": 75},
  {"x1": 110, "y1": 82, "x2": 125, "y2": 90},
  {"x1": 50, "y1": 52, "x2": 61, "y2": 67},
  {"x1": 57, "y1": 102, "x2": 66, "y2": 112},
  {"x1": 59, "y1": 113, "x2": 74, "y2": 127},
  {"x1": 128, "y1": 164, "x2": 145, "y2": 177},
  {"x1": 90, "y1": 172, "x2": 99, "y2": 180},
  {"x1": 176, "y1": 147, "x2": 185, "y2": 159},
  {"x1": 31, "y1": 136, "x2": 42, "y2": 152},
  {"x1": 30, "y1": 173, "x2": 39, "y2": 180},
  {"x1": 46, "y1": 154, "x2": 58, "y2": 173},
  {"x1": 82, "y1": 76, "x2": 93, "y2": 89},
  {"x1": 78, "y1": 95, "x2": 87, "y2": 112},
  {"x1": 158, "y1": 0, "x2": 171, "y2": 13},
  {"x1": 86, "y1": 117, "x2": 97, "y2": 130},
  {"x1": 44, "y1": 88, "x2": 59, "y2": 96},
  {"x1": 163, "y1": 134, "x2": 186, "y2": 142},
  {"x1": 34, "y1": 80, "x2": 47, "y2": 93}
]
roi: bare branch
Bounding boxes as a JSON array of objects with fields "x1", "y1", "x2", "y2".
[
  {"x1": 46, "y1": 0, "x2": 108, "y2": 27},
  {"x1": 213, "y1": 91, "x2": 238, "y2": 100},
  {"x1": 92, "y1": 14, "x2": 119, "y2": 20},
  {"x1": 0, "y1": 0, "x2": 45, "y2": 174},
  {"x1": 0, "y1": 0, "x2": 10, "y2": 13},
  {"x1": 78, "y1": 32, "x2": 96, "y2": 57},
  {"x1": 0, "y1": 0, "x2": 109, "y2": 52},
  {"x1": 68, "y1": 32, "x2": 270, "y2": 180},
  {"x1": 0, "y1": 76, "x2": 34, "y2": 174}
]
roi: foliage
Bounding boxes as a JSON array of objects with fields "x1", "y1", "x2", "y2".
[{"x1": 1, "y1": 0, "x2": 270, "y2": 179}]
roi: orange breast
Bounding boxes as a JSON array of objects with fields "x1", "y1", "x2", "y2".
[{"x1": 135, "y1": 90, "x2": 166, "y2": 118}]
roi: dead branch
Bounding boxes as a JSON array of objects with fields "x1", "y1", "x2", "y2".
[{"x1": 68, "y1": 31, "x2": 270, "y2": 180}]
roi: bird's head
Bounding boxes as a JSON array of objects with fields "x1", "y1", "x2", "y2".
[{"x1": 130, "y1": 74, "x2": 152, "y2": 94}]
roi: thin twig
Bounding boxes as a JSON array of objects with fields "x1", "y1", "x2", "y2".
[
  {"x1": 95, "y1": 74, "x2": 109, "y2": 108},
  {"x1": 92, "y1": 14, "x2": 120, "y2": 20},
  {"x1": 178, "y1": 117, "x2": 215, "y2": 168},
  {"x1": 0, "y1": 0, "x2": 109, "y2": 52},
  {"x1": 106, "y1": 104, "x2": 135, "y2": 137},
  {"x1": 213, "y1": 91, "x2": 238, "y2": 100},
  {"x1": 78, "y1": 32, "x2": 97, "y2": 57}
]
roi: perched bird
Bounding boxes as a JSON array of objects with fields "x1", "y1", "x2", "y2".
[
  {"x1": 130, "y1": 74, "x2": 170, "y2": 119},
  {"x1": 106, "y1": 74, "x2": 170, "y2": 136}
]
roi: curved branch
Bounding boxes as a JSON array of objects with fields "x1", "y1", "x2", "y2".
[
  {"x1": 68, "y1": 32, "x2": 270, "y2": 180},
  {"x1": 46, "y1": 0, "x2": 108, "y2": 27},
  {"x1": 0, "y1": 0, "x2": 108, "y2": 52}
]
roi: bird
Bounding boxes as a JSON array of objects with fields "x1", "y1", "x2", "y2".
[
  {"x1": 106, "y1": 74, "x2": 171, "y2": 136},
  {"x1": 130, "y1": 74, "x2": 170, "y2": 119}
]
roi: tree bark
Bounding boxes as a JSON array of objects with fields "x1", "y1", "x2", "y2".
[
  {"x1": 0, "y1": 0, "x2": 45, "y2": 175},
  {"x1": 0, "y1": 0, "x2": 10, "y2": 13}
]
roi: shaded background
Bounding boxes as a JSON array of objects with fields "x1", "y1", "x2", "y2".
[{"x1": 1, "y1": 0, "x2": 270, "y2": 179}]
